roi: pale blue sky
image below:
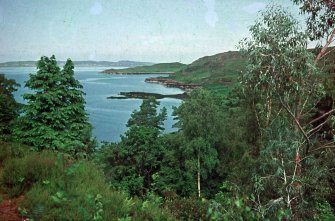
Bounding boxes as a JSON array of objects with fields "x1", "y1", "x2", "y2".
[{"x1": 0, "y1": 0, "x2": 301, "y2": 63}]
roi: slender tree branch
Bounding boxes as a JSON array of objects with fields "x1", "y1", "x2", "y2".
[
  {"x1": 308, "y1": 145, "x2": 335, "y2": 154},
  {"x1": 308, "y1": 109, "x2": 335, "y2": 125},
  {"x1": 279, "y1": 97, "x2": 311, "y2": 154},
  {"x1": 315, "y1": 28, "x2": 335, "y2": 62}
]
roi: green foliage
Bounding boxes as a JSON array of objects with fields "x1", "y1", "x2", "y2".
[
  {"x1": 127, "y1": 97, "x2": 167, "y2": 130},
  {"x1": 0, "y1": 149, "x2": 176, "y2": 221},
  {"x1": 292, "y1": 0, "x2": 335, "y2": 41},
  {"x1": 14, "y1": 55, "x2": 94, "y2": 156},
  {"x1": 239, "y1": 5, "x2": 335, "y2": 219},
  {"x1": 162, "y1": 193, "x2": 209, "y2": 220},
  {"x1": 211, "y1": 182, "x2": 260, "y2": 220},
  {"x1": 97, "y1": 98, "x2": 167, "y2": 197},
  {"x1": 314, "y1": 201, "x2": 335, "y2": 221},
  {"x1": 152, "y1": 133, "x2": 196, "y2": 197},
  {"x1": 1, "y1": 151, "x2": 56, "y2": 197},
  {"x1": 0, "y1": 74, "x2": 21, "y2": 138},
  {"x1": 240, "y1": 5, "x2": 323, "y2": 131},
  {"x1": 174, "y1": 89, "x2": 222, "y2": 197},
  {"x1": 0, "y1": 141, "x2": 31, "y2": 165}
]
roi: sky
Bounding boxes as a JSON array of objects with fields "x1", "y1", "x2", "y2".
[{"x1": 0, "y1": 0, "x2": 302, "y2": 63}]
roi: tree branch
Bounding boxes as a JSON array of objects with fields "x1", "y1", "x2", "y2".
[
  {"x1": 315, "y1": 28, "x2": 335, "y2": 62},
  {"x1": 279, "y1": 97, "x2": 311, "y2": 154},
  {"x1": 308, "y1": 109, "x2": 335, "y2": 125}
]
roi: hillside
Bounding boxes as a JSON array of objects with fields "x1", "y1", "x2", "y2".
[
  {"x1": 169, "y1": 51, "x2": 246, "y2": 93},
  {"x1": 101, "y1": 62, "x2": 186, "y2": 74},
  {"x1": 168, "y1": 47, "x2": 335, "y2": 93},
  {"x1": 0, "y1": 60, "x2": 153, "y2": 68}
]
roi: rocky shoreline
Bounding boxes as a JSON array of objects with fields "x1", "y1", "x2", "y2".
[
  {"x1": 107, "y1": 91, "x2": 188, "y2": 100},
  {"x1": 100, "y1": 71, "x2": 173, "y2": 74},
  {"x1": 145, "y1": 77, "x2": 200, "y2": 93}
]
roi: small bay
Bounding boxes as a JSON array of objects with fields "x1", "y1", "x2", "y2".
[{"x1": 0, "y1": 66, "x2": 183, "y2": 142}]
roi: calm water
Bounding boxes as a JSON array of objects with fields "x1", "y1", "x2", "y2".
[{"x1": 1, "y1": 67, "x2": 183, "y2": 142}]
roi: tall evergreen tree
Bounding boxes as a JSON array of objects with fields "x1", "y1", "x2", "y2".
[
  {"x1": 0, "y1": 74, "x2": 20, "y2": 138},
  {"x1": 101, "y1": 97, "x2": 167, "y2": 196},
  {"x1": 127, "y1": 97, "x2": 167, "y2": 130},
  {"x1": 15, "y1": 55, "x2": 93, "y2": 156}
]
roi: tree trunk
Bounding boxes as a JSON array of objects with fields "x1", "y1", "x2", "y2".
[{"x1": 197, "y1": 153, "x2": 201, "y2": 198}]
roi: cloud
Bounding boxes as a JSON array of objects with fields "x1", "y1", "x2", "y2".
[
  {"x1": 204, "y1": 0, "x2": 218, "y2": 28},
  {"x1": 90, "y1": 1, "x2": 103, "y2": 15},
  {"x1": 242, "y1": 2, "x2": 266, "y2": 14}
]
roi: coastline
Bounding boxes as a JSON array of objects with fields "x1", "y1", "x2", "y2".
[
  {"x1": 100, "y1": 71, "x2": 173, "y2": 75},
  {"x1": 145, "y1": 77, "x2": 200, "y2": 93},
  {"x1": 107, "y1": 91, "x2": 188, "y2": 100}
]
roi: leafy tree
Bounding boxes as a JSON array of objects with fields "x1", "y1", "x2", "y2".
[
  {"x1": 174, "y1": 89, "x2": 221, "y2": 198},
  {"x1": 15, "y1": 55, "x2": 93, "y2": 156},
  {"x1": 292, "y1": 0, "x2": 335, "y2": 62},
  {"x1": 240, "y1": 5, "x2": 334, "y2": 218},
  {"x1": 0, "y1": 74, "x2": 21, "y2": 138},
  {"x1": 100, "y1": 97, "x2": 167, "y2": 197},
  {"x1": 152, "y1": 132, "x2": 197, "y2": 197}
]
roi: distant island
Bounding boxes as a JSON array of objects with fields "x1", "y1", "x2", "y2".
[
  {"x1": 0, "y1": 60, "x2": 154, "y2": 68},
  {"x1": 108, "y1": 91, "x2": 188, "y2": 100},
  {"x1": 101, "y1": 62, "x2": 186, "y2": 74}
]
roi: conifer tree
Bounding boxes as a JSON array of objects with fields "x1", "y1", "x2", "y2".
[
  {"x1": 0, "y1": 74, "x2": 20, "y2": 138},
  {"x1": 15, "y1": 55, "x2": 93, "y2": 156},
  {"x1": 104, "y1": 97, "x2": 167, "y2": 196}
]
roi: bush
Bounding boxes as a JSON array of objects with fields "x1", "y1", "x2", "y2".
[
  {"x1": 163, "y1": 194, "x2": 209, "y2": 220},
  {"x1": 18, "y1": 159, "x2": 176, "y2": 220}
]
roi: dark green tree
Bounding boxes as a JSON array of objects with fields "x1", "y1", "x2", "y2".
[
  {"x1": 100, "y1": 97, "x2": 167, "y2": 196},
  {"x1": 0, "y1": 74, "x2": 20, "y2": 138},
  {"x1": 15, "y1": 55, "x2": 93, "y2": 156},
  {"x1": 127, "y1": 97, "x2": 167, "y2": 130}
]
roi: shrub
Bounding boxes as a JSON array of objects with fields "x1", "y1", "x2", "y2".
[
  {"x1": 19, "y1": 159, "x2": 176, "y2": 220},
  {"x1": 163, "y1": 194, "x2": 209, "y2": 220}
]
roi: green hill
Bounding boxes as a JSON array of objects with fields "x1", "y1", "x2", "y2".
[
  {"x1": 169, "y1": 47, "x2": 335, "y2": 94},
  {"x1": 101, "y1": 62, "x2": 186, "y2": 74},
  {"x1": 170, "y1": 51, "x2": 246, "y2": 93}
]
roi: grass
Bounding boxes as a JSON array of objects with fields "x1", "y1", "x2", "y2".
[{"x1": 0, "y1": 142, "x2": 177, "y2": 220}]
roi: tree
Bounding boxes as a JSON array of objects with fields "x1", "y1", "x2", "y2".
[
  {"x1": 174, "y1": 89, "x2": 221, "y2": 198},
  {"x1": 15, "y1": 55, "x2": 93, "y2": 156},
  {"x1": 292, "y1": 0, "x2": 335, "y2": 62},
  {"x1": 127, "y1": 97, "x2": 167, "y2": 130},
  {"x1": 240, "y1": 5, "x2": 334, "y2": 218},
  {"x1": 101, "y1": 97, "x2": 167, "y2": 196},
  {"x1": 0, "y1": 74, "x2": 20, "y2": 138}
]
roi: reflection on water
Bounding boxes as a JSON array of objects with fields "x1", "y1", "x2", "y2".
[{"x1": 1, "y1": 66, "x2": 182, "y2": 142}]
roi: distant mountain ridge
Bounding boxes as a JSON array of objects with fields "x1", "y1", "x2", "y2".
[
  {"x1": 101, "y1": 62, "x2": 186, "y2": 74},
  {"x1": 0, "y1": 60, "x2": 154, "y2": 67}
]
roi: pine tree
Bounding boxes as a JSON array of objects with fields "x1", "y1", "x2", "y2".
[
  {"x1": 127, "y1": 97, "x2": 167, "y2": 130},
  {"x1": 0, "y1": 74, "x2": 20, "y2": 138},
  {"x1": 103, "y1": 97, "x2": 167, "y2": 196},
  {"x1": 15, "y1": 55, "x2": 93, "y2": 156}
]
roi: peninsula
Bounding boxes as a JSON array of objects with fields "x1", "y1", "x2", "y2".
[{"x1": 101, "y1": 62, "x2": 186, "y2": 74}]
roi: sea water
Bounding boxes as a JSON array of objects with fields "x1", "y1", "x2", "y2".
[{"x1": 1, "y1": 66, "x2": 183, "y2": 142}]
